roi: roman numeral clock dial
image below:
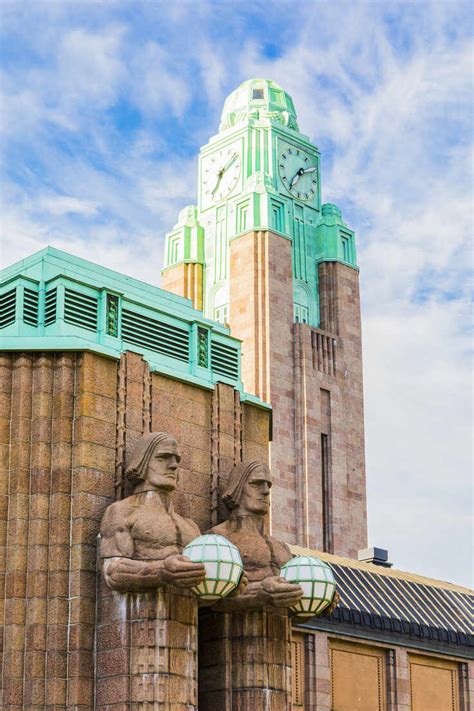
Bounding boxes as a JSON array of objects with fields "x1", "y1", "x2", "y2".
[{"x1": 279, "y1": 147, "x2": 318, "y2": 201}]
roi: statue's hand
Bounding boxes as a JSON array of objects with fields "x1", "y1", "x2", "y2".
[
  {"x1": 260, "y1": 575, "x2": 303, "y2": 608},
  {"x1": 161, "y1": 554, "x2": 206, "y2": 589},
  {"x1": 321, "y1": 589, "x2": 340, "y2": 616},
  {"x1": 227, "y1": 571, "x2": 249, "y2": 598}
]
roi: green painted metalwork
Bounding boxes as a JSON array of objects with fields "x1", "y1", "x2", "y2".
[
  {"x1": 162, "y1": 78, "x2": 358, "y2": 329},
  {"x1": 315, "y1": 203, "x2": 358, "y2": 268},
  {"x1": 106, "y1": 293, "x2": 119, "y2": 337},
  {"x1": 0, "y1": 246, "x2": 268, "y2": 409},
  {"x1": 197, "y1": 326, "x2": 209, "y2": 368}
]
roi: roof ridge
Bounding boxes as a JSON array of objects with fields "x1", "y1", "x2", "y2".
[{"x1": 289, "y1": 545, "x2": 473, "y2": 595}]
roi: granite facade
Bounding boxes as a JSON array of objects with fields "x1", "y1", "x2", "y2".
[
  {"x1": 226, "y1": 231, "x2": 367, "y2": 556},
  {"x1": 0, "y1": 350, "x2": 270, "y2": 709}
]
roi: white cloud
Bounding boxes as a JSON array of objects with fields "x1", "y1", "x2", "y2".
[
  {"x1": 37, "y1": 195, "x2": 99, "y2": 216},
  {"x1": 1, "y1": 0, "x2": 471, "y2": 586}
]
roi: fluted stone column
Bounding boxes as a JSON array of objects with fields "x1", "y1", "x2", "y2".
[
  {"x1": 199, "y1": 608, "x2": 291, "y2": 711},
  {"x1": 97, "y1": 584, "x2": 198, "y2": 710}
]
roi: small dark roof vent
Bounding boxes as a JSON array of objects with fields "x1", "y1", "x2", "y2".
[{"x1": 358, "y1": 546, "x2": 393, "y2": 568}]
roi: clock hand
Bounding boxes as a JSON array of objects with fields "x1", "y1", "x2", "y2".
[
  {"x1": 221, "y1": 152, "x2": 238, "y2": 173},
  {"x1": 211, "y1": 172, "x2": 222, "y2": 195},
  {"x1": 289, "y1": 165, "x2": 317, "y2": 188},
  {"x1": 211, "y1": 154, "x2": 238, "y2": 196},
  {"x1": 289, "y1": 171, "x2": 303, "y2": 188}
]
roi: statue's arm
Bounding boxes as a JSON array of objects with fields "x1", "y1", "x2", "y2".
[
  {"x1": 99, "y1": 504, "x2": 206, "y2": 593},
  {"x1": 212, "y1": 576, "x2": 303, "y2": 611},
  {"x1": 102, "y1": 556, "x2": 175, "y2": 593}
]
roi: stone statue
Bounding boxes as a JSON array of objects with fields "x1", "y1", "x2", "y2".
[
  {"x1": 100, "y1": 432, "x2": 206, "y2": 593},
  {"x1": 209, "y1": 460, "x2": 303, "y2": 610}
]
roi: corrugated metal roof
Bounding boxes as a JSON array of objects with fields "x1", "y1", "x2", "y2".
[{"x1": 290, "y1": 545, "x2": 473, "y2": 649}]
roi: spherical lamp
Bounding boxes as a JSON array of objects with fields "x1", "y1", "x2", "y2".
[
  {"x1": 280, "y1": 555, "x2": 336, "y2": 618},
  {"x1": 183, "y1": 533, "x2": 243, "y2": 600}
]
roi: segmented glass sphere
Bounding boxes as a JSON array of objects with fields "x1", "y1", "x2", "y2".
[
  {"x1": 280, "y1": 555, "x2": 336, "y2": 618},
  {"x1": 183, "y1": 534, "x2": 243, "y2": 600}
]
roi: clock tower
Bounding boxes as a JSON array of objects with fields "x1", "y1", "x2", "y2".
[{"x1": 162, "y1": 79, "x2": 367, "y2": 557}]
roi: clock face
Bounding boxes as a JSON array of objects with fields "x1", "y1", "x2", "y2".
[
  {"x1": 278, "y1": 146, "x2": 318, "y2": 201},
  {"x1": 202, "y1": 146, "x2": 242, "y2": 203}
]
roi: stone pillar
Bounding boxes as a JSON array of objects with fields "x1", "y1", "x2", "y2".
[
  {"x1": 314, "y1": 632, "x2": 331, "y2": 710},
  {"x1": 229, "y1": 229, "x2": 297, "y2": 544},
  {"x1": 161, "y1": 262, "x2": 204, "y2": 311},
  {"x1": 304, "y1": 632, "x2": 317, "y2": 710},
  {"x1": 97, "y1": 584, "x2": 198, "y2": 710},
  {"x1": 317, "y1": 260, "x2": 367, "y2": 556},
  {"x1": 2, "y1": 353, "x2": 32, "y2": 709},
  {"x1": 393, "y1": 648, "x2": 410, "y2": 711},
  {"x1": 199, "y1": 608, "x2": 291, "y2": 711}
]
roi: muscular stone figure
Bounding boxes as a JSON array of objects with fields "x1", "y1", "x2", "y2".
[
  {"x1": 100, "y1": 431, "x2": 206, "y2": 593},
  {"x1": 209, "y1": 460, "x2": 303, "y2": 610}
]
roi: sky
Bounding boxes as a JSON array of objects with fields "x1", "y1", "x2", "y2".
[{"x1": 1, "y1": 0, "x2": 472, "y2": 587}]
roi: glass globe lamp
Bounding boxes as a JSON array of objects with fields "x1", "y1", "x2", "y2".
[
  {"x1": 280, "y1": 555, "x2": 336, "y2": 618},
  {"x1": 182, "y1": 533, "x2": 243, "y2": 600}
]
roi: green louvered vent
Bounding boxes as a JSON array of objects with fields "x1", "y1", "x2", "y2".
[
  {"x1": 121, "y1": 308, "x2": 190, "y2": 363},
  {"x1": 210, "y1": 341, "x2": 240, "y2": 380},
  {"x1": 0, "y1": 288, "x2": 16, "y2": 328},
  {"x1": 64, "y1": 288, "x2": 98, "y2": 332},
  {"x1": 44, "y1": 288, "x2": 57, "y2": 326},
  {"x1": 23, "y1": 288, "x2": 39, "y2": 326}
]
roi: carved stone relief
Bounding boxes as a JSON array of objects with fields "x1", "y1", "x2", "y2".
[
  {"x1": 209, "y1": 460, "x2": 303, "y2": 610},
  {"x1": 100, "y1": 432, "x2": 206, "y2": 593}
]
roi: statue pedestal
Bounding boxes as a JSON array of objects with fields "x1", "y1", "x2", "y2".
[
  {"x1": 199, "y1": 607, "x2": 291, "y2": 711},
  {"x1": 97, "y1": 582, "x2": 198, "y2": 710}
]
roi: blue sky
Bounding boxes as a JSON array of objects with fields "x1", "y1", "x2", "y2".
[{"x1": 1, "y1": 0, "x2": 472, "y2": 586}]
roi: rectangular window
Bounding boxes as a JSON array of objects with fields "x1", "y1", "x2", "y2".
[
  {"x1": 215, "y1": 207, "x2": 227, "y2": 280},
  {"x1": 237, "y1": 201, "x2": 249, "y2": 233},
  {"x1": 321, "y1": 433, "x2": 332, "y2": 552},
  {"x1": 293, "y1": 205, "x2": 307, "y2": 280},
  {"x1": 294, "y1": 304, "x2": 309, "y2": 324},
  {"x1": 252, "y1": 88, "x2": 264, "y2": 100},
  {"x1": 271, "y1": 199, "x2": 285, "y2": 233},
  {"x1": 342, "y1": 236, "x2": 350, "y2": 262},
  {"x1": 170, "y1": 238, "x2": 180, "y2": 264},
  {"x1": 213, "y1": 304, "x2": 228, "y2": 325}
]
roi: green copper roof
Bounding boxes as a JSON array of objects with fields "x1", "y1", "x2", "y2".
[
  {"x1": 0, "y1": 246, "x2": 268, "y2": 408},
  {"x1": 220, "y1": 78, "x2": 298, "y2": 132}
]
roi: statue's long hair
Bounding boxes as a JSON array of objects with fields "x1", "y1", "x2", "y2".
[
  {"x1": 125, "y1": 432, "x2": 178, "y2": 488},
  {"x1": 220, "y1": 460, "x2": 279, "y2": 571},
  {"x1": 222, "y1": 460, "x2": 272, "y2": 512}
]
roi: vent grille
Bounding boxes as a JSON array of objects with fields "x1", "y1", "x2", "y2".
[
  {"x1": 64, "y1": 288, "x2": 98, "y2": 332},
  {"x1": 23, "y1": 288, "x2": 39, "y2": 326},
  {"x1": 0, "y1": 288, "x2": 16, "y2": 328},
  {"x1": 122, "y1": 308, "x2": 189, "y2": 362},
  {"x1": 210, "y1": 341, "x2": 240, "y2": 380},
  {"x1": 44, "y1": 288, "x2": 57, "y2": 326}
]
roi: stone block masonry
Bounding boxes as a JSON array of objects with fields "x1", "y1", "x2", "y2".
[
  {"x1": 0, "y1": 350, "x2": 270, "y2": 709},
  {"x1": 228, "y1": 231, "x2": 367, "y2": 556}
]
